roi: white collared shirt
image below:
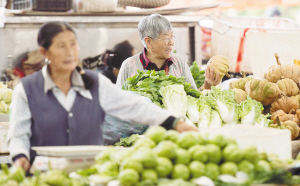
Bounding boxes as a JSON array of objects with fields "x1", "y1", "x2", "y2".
[{"x1": 7, "y1": 66, "x2": 172, "y2": 161}]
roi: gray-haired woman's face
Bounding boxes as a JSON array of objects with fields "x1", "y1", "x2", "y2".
[{"x1": 148, "y1": 30, "x2": 175, "y2": 60}]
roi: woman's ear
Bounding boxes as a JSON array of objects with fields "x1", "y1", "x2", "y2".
[
  {"x1": 144, "y1": 37, "x2": 152, "y2": 50},
  {"x1": 39, "y1": 47, "x2": 47, "y2": 59}
]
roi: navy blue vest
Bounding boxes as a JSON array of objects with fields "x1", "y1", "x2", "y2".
[{"x1": 21, "y1": 70, "x2": 105, "y2": 163}]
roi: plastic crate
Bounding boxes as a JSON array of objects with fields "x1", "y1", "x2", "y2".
[
  {"x1": 210, "y1": 15, "x2": 300, "y2": 78},
  {"x1": 12, "y1": 0, "x2": 72, "y2": 12}
]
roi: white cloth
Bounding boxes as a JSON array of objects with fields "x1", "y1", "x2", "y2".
[{"x1": 7, "y1": 65, "x2": 172, "y2": 161}]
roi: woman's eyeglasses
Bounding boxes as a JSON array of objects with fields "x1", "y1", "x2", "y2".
[
  {"x1": 156, "y1": 35, "x2": 176, "y2": 44},
  {"x1": 147, "y1": 35, "x2": 177, "y2": 44}
]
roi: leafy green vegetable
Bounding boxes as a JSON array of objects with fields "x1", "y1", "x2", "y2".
[
  {"x1": 160, "y1": 85, "x2": 188, "y2": 117},
  {"x1": 255, "y1": 114, "x2": 272, "y2": 128},
  {"x1": 238, "y1": 96, "x2": 263, "y2": 125},
  {"x1": 114, "y1": 134, "x2": 140, "y2": 147},
  {"x1": 207, "y1": 87, "x2": 239, "y2": 124},
  {"x1": 190, "y1": 62, "x2": 205, "y2": 89},
  {"x1": 0, "y1": 83, "x2": 13, "y2": 114},
  {"x1": 252, "y1": 168, "x2": 296, "y2": 184},
  {"x1": 186, "y1": 96, "x2": 200, "y2": 123},
  {"x1": 122, "y1": 70, "x2": 200, "y2": 107},
  {"x1": 209, "y1": 110, "x2": 223, "y2": 128},
  {"x1": 197, "y1": 95, "x2": 211, "y2": 128}
]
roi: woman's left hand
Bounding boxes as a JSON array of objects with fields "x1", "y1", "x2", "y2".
[
  {"x1": 203, "y1": 67, "x2": 220, "y2": 90},
  {"x1": 175, "y1": 119, "x2": 199, "y2": 133}
]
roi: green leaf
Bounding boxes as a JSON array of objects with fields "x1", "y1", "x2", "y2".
[{"x1": 190, "y1": 62, "x2": 205, "y2": 89}]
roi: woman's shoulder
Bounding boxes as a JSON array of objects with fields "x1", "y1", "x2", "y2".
[
  {"x1": 170, "y1": 53, "x2": 187, "y2": 66},
  {"x1": 122, "y1": 54, "x2": 140, "y2": 66},
  {"x1": 120, "y1": 53, "x2": 143, "y2": 73}
]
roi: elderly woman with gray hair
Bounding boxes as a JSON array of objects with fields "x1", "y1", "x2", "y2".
[
  {"x1": 116, "y1": 13, "x2": 219, "y2": 89},
  {"x1": 103, "y1": 14, "x2": 219, "y2": 145}
]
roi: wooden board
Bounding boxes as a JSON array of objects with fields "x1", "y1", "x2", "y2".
[
  {"x1": 12, "y1": 4, "x2": 219, "y2": 16},
  {"x1": 32, "y1": 145, "x2": 129, "y2": 157}
]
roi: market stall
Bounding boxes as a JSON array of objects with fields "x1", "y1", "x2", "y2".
[{"x1": 2, "y1": 1, "x2": 300, "y2": 185}]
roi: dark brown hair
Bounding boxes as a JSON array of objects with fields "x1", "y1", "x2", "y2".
[
  {"x1": 37, "y1": 21, "x2": 94, "y2": 90},
  {"x1": 102, "y1": 40, "x2": 134, "y2": 70}
]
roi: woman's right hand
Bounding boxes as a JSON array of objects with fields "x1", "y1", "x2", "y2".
[
  {"x1": 14, "y1": 157, "x2": 30, "y2": 172},
  {"x1": 175, "y1": 119, "x2": 199, "y2": 133}
]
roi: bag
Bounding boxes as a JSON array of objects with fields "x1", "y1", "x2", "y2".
[
  {"x1": 118, "y1": 0, "x2": 170, "y2": 8},
  {"x1": 22, "y1": 50, "x2": 45, "y2": 76},
  {"x1": 103, "y1": 115, "x2": 149, "y2": 145},
  {"x1": 82, "y1": 54, "x2": 103, "y2": 70},
  {"x1": 102, "y1": 92, "x2": 152, "y2": 145}
]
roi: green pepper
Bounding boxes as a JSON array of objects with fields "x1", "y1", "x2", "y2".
[
  {"x1": 0, "y1": 174, "x2": 8, "y2": 185},
  {"x1": 46, "y1": 170, "x2": 71, "y2": 186},
  {"x1": 8, "y1": 166, "x2": 25, "y2": 183}
]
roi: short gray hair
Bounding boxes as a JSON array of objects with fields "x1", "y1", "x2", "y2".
[{"x1": 138, "y1": 14, "x2": 173, "y2": 48}]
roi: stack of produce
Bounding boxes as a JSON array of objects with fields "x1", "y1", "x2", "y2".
[
  {"x1": 189, "y1": 62, "x2": 205, "y2": 89},
  {"x1": 4, "y1": 126, "x2": 299, "y2": 186},
  {"x1": 121, "y1": 57, "x2": 270, "y2": 128},
  {"x1": 121, "y1": 70, "x2": 200, "y2": 107},
  {"x1": 226, "y1": 53, "x2": 300, "y2": 140},
  {"x1": 0, "y1": 82, "x2": 13, "y2": 114}
]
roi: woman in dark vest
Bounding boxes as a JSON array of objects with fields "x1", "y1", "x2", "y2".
[{"x1": 7, "y1": 21, "x2": 198, "y2": 171}]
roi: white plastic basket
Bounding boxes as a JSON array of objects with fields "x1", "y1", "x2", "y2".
[
  {"x1": 75, "y1": 0, "x2": 118, "y2": 13},
  {"x1": 211, "y1": 15, "x2": 300, "y2": 78}
]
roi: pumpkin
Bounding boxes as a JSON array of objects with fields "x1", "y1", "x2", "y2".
[
  {"x1": 277, "y1": 78, "x2": 299, "y2": 97},
  {"x1": 296, "y1": 109, "x2": 300, "y2": 121},
  {"x1": 244, "y1": 79, "x2": 281, "y2": 106},
  {"x1": 229, "y1": 71, "x2": 253, "y2": 90},
  {"x1": 270, "y1": 97, "x2": 299, "y2": 114},
  {"x1": 279, "y1": 119, "x2": 299, "y2": 140},
  {"x1": 269, "y1": 116, "x2": 288, "y2": 129},
  {"x1": 271, "y1": 110, "x2": 299, "y2": 126},
  {"x1": 265, "y1": 53, "x2": 300, "y2": 84},
  {"x1": 290, "y1": 94, "x2": 300, "y2": 106},
  {"x1": 207, "y1": 55, "x2": 230, "y2": 80},
  {"x1": 233, "y1": 88, "x2": 247, "y2": 104}
]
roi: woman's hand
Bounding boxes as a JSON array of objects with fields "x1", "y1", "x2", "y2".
[
  {"x1": 14, "y1": 157, "x2": 30, "y2": 172},
  {"x1": 203, "y1": 67, "x2": 220, "y2": 90},
  {"x1": 175, "y1": 119, "x2": 199, "y2": 133}
]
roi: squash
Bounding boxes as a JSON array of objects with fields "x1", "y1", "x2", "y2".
[
  {"x1": 229, "y1": 71, "x2": 253, "y2": 90},
  {"x1": 279, "y1": 119, "x2": 299, "y2": 140},
  {"x1": 265, "y1": 53, "x2": 300, "y2": 84},
  {"x1": 207, "y1": 55, "x2": 230, "y2": 80},
  {"x1": 244, "y1": 79, "x2": 281, "y2": 106},
  {"x1": 269, "y1": 116, "x2": 288, "y2": 129},
  {"x1": 270, "y1": 97, "x2": 299, "y2": 114},
  {"x1": 296, "y1": 109, "x2": 300, "y2": 121},
  {"x1": 290, "y1": 94, "x2": 300, "y2": 106},
  {"x1": 277, "y1": 78, "x2": 299, "y2": 97},
  {"x1": 271, "y1": 110, "x2": 299, "y2": 126},
  {"x1": 233, "y1": 88, "x2": 247, "y2": 104}
]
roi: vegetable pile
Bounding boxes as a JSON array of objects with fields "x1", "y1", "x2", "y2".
[
  {"x1": 229, "y1": 53, "x2": 300, "y2": 140},
  {"x1": 122, "y1": 70, "x2": 200, "y2": 107},
  {"x1": 4, "y1": 127, "x2": 298, "y2": 186},
  {"x1": 0, "y1": 82, "x2": 13, "y2": 114},
  {"x1": 121, "y1": 68, "x2": 270, "y2": 128}
]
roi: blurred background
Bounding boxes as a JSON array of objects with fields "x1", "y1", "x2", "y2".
[{"x1": 1, "y1": 0, "x2": 300, "y2": 87}]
